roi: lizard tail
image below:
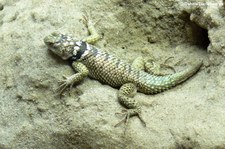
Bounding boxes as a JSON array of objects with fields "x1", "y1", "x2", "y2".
[
  {"x1": 138, "y1": 61, "x2": 203, "y2": 94},
  {"x1": 167, "y1": 61, "x2": 203, "y2": 86}
]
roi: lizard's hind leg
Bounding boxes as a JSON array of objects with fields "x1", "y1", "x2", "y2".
[
  {"x1": 115, "y1": 83, "x2": 146, "y2": 131},
  {"x1": 132, "y1": 56, "x2": 176, "y2": 76},
  {"x1": 132, "y1": 56, "x2": 145, "y2": 71}
]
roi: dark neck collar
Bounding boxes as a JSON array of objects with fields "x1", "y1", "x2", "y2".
[{"x1": 69, "y1": 41, "x2": 87, "y2": 63}]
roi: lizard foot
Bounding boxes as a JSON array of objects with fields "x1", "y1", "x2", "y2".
[
  {"x1": 56, "y1": 75, "x2": 76, "y2": 95},
  {"x1": 81, "y1": 13, "x2": 101, "y2": 44},
  {"x1": 160, "y1": 56, "x2": 176, "y2": 73},
  {"x1": 115, "y1": 109, "x2": 146, "y2": 134},
  {"x1": 81, "y1": 12, "x2": 100, "y2": 28},
  {"x1": 145, "y1": 56, "x2": 176, "y2": 76},
  {"x1": 81, "y1": 13, "x2": 90, "y2": 28}
]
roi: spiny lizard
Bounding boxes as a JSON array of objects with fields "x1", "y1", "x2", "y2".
[{"x1": 44, "y1": 16, "x2": 202, "y2": 128}]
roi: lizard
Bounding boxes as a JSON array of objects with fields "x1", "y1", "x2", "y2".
[{"x1": 44, "y1": 16, "x2": 202, "y2": 128}]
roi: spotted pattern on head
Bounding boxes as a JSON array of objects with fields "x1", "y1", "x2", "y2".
[{"x1": 44, "y1": 32, "x2": 89, "y2": 61}]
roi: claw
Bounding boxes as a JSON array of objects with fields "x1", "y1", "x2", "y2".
[
  {"x1": 56, "y1": 82, "x2": 68, "y2": 95},
  {"x1": 145, "y1": 56, "x2": 177, "y2": 76},
  {"x1": 81, "y1": 15, "x2": 88, "y2": 27},
  {"x1": 115, "y1": 110, "x2": 130, "y2": 134},
  {"x1": 161, "y1": 56, "x2": 176, "y2": 73},
  {"x1": 81, "y1": 12, "x2": 100, "y2": 28},
  {"x1": 115, "y1": 109, "x2": 146, "y2": 134},
  {"x1": 164, "y1": 56, "x2": 174, "y2": 63},
  {"x1": 81, "y1": 11, "x2": 91, "y2": 27},
  {"x1": 160, "y1": 64, "x2": 176, "y2": 73},
  {"x1": 138, "y1": 115, "x2": 146, "y2": 127},
  {"x1": 115, "y1": 109, "x2": 129, "y2": 127},
  {"x1": 55, "y1": 75, "x2": 74, "y2": 95}
]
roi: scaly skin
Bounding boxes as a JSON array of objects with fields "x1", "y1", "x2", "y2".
[{"x1": 44, "y1": 17, "x2": 202, "y2": 128}]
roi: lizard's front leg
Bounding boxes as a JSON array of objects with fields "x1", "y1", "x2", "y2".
[
  {"x1": 57, "y1": 62, "x2": 89, "y2": 94},
  {"x1": 82, "y1": 15, "x2": 101, "y2": 44},
  {"x1": 115, "y1": 83, "x2": 146, "y2": 131}
]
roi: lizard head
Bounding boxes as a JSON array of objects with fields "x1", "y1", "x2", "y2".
[{"x1": 44, "y1": 32, "x2": 81, "y2": 60}]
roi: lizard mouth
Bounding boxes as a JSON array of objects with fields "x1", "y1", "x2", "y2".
[{"x1": 44, "y1": 32, "x2": 74, "y2": 60}]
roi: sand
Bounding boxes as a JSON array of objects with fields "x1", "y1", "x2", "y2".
[{"x1": 0, "y1": 0, "x2": 225, "y2": 148}]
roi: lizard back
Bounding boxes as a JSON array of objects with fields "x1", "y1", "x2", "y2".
[{"x1": 79, "y1": 43, "x2": 202, "y2": 94}]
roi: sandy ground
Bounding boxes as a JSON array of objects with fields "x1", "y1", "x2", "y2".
[{"x1": 0, "y1": 0, "x2": 225, "y2": 148}]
